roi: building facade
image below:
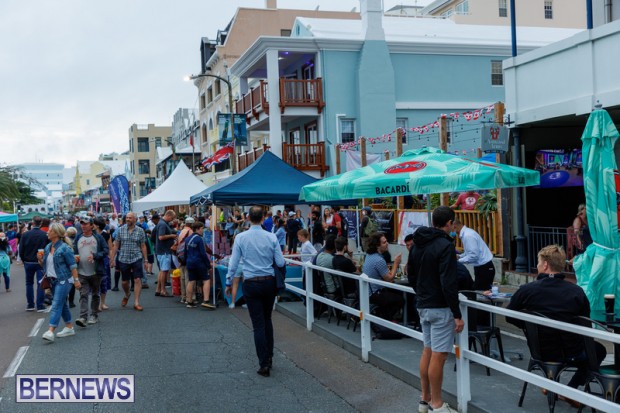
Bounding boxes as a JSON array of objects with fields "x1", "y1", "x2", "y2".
[
  {"x1": 128, "y1": 123, "x2": 172, "y2": 200},
  {"x1": 15, "y1": 163, "x2": 64, "y2": 213}
]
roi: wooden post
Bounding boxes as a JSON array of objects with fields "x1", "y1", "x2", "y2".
[
  {"x1": 361, "y1": 138, "x2": 367, "y2": 207},
  {"x1": 384, "y1": 151, "x2": 390, "y2": 161},
  {"x1": 494, "y1": 101, "x2": 506, "y2": 256},
  {"x1": 335, "y1": 144, "x2": 341, "y2": 175},
  {"x1": 396, "y1": 128, "x2": 405, "y2": 210},
  {"x1": 439, "y1": 117, "x2": 450, "y2": 206}
]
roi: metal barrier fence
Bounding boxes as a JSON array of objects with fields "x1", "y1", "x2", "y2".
[
  {"x1": 282, "y1": 257, "x2": 620, "y2": 413},
  {"x1": 527, "y1": 226, "x2": 573, "y2": 273}
]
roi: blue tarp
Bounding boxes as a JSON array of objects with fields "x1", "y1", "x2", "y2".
[{"x1": 191, "y1": 151, "x2": 354, "y2": 206}]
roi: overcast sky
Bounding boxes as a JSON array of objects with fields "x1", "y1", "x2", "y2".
[{"x1": 0, "y1": 0, "x2": 430, "y2": 168}]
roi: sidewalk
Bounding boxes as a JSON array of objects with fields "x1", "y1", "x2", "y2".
[{"x1": 276, "y1": 301, "x2": 585, "y2": 413}]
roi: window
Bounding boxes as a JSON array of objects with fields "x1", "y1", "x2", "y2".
[
  {"x1": 214, "y1": 80, "x2": 221, "y2": 97},
  {"x1": 129, "y1": 139, "x2": 134, "y2": 153},
  {"x1": 281, "y1": 29, "x2": 291, "y2": 37},
  {"x1": 86, "y1": 179, "x2": 90, "y2": 186},
  {"x1": 396, "y1": 118, "x2": 408, "y2": 144},
  {"x1": 544, "y1": 1, "x2": 553, "y2": 19},
  {"x1": 491, "y1": 60, "x2": 503, "y2": 86},
  {"x1": 498, "y1": 0, "x2": 507, "y2": 17},
  {"x1": 305, "y1": 121, "x2": 318, "y2": 144},
  {"x1": 207, "y1": 87, "x2": 213, "y2": 103},
  {"x1": 340, "y1": 119, "x2": 355, "y2": 143},
  {"x1": 138, "y1": 160, "x2": 150, "y2": 175},
  {"x1": 289, "y1": 128, "x2": 300, "y2": 145},
  {"x1": 137, "y1": 137, "x2": 149, "y2": 152},
  {"x1": 200, "y1": 94, "x2": 206, "y2": 110},
  {"x1": 441, "y1": 9, "x2": 453, "y2": 18},
  {"x1": 455, "y1": 0, "x2": 469, "y2": 14},
  {"x1": 154, "y1": 138, "x2": 162, "y2": 148},
  {"x1": 139, "y1": 181, "x2": 147, "y2": 197}
]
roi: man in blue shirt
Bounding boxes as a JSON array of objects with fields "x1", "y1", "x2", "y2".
[{"x1": 225, "y1": 206, "x2": 285, "y2": 377}]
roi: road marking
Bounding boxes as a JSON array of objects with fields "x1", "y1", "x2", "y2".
[
  {"x1": 3, "y1": 346, "x2": 28, "y2": 378},
  {"x1": 29, "y1": 318, "x2": 45, "y2": 337}
]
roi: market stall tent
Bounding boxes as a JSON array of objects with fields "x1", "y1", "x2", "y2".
[
  {"x1": 0, "y1": 212, "x2": 18, "y2": 223},
  {"x1": 132, "y1": 161, "x2": 207, "y2": 212}
]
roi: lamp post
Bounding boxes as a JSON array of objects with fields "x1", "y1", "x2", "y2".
[{"x1": 186, "y1": 73, "x2": 236, "y2": 174}]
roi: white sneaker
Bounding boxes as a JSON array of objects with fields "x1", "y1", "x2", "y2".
[
  {"x1": 430, "y1": 403, "x2": 457, "y2": 413},
  {"x1": 56, "y1": 327, "x2": 75, "y2": 338},
  {"x1": 42, "y1": 330, "x2": 55, "y2": 342},
  {"x1": 87, "y1": 315, "x2": 98, "y2": 325},
  {"x1": 419, "y1": 401, "x2": 430, "y2": 413}
]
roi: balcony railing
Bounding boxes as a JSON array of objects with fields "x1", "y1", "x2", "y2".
[
  {"x1": 282, "y1": 142, "x2": 329, "y2": 177},
  {"x1": 235, "y1": 78, "x2": 324, "y2": 121},
  {"x1": 237, "y1": 144, "x2": 268, "y2": 172}
]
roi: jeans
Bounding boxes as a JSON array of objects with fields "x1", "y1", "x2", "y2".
[
  {"x1": 25, "y1": 262, "x2": 45, "y2": 310},
  {"x1": 79, "y1": 274, "x2": 101, "y2": 319},
  {"x1": 243, "y1": 277, "x2": 277, "y2": 369},
  {"x1": 49, "y1": 280, "x2": 73, "y2": 328}
]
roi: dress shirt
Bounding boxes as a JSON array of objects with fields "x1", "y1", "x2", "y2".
[
  {"x1": 226, "y1": 225, "x2": 285, "y2": 286},
  {"x1": 458, "y1": 225, "x2": 493, "y2": 266}
]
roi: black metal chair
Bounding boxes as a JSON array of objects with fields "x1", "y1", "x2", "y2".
[
  {"x1": 518, "y1": 311, "x2": 577, "y2": 413},
  {"x1": 459, "y1": 290, "x2": 506, "y2": 376},
  {"x1": 574, "y1": 316, "x2": 620, "y2": 411}
]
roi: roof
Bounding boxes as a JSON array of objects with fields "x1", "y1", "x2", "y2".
[
  {"x1": 156, "y1": 147, "x2": 173, "y2": 165},
  {"x1": 132, "y1": 161, "x2": 207, "y2": 212},
  {"x1": 295, "y1": 16, "x2": 582, "y2": 47},
  {"x1": 175, "y1": 143, "x2": 201, "y2": 155}
]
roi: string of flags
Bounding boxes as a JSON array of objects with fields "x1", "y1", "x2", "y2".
[{"x1": 338, "y1": 104, "x2": 496, "y2": 152}]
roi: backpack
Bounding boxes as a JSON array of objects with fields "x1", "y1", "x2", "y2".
[
  {"x1": 177, "y1": 232, "x2": 193, "y2": 265},
  {"x1": 365, "y1": 216, "x2": 378, "y2": 236},
  {"x1": 338, "y1": 212, "x2": 348, "y2": 237}
]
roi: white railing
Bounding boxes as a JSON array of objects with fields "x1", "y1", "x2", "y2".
[{"x1": 282, "y1": 257, "x2": 620, "y2": 413}]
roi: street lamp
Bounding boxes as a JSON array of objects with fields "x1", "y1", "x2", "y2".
[{"x1": 185, "y1": 73, "x2": 236, "y2": 174}]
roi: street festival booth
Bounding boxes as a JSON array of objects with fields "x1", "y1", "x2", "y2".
[
  {"x1": 573, "y1": 108, "x2": 620, "y2": 316},
  {"x1": 190, "y1": 150, "x2": 355, "y2": 306},
  {"x1": 0, "y1": 212, "x2": 18, "y2": 224},
  {"x1": 132, "y1": 161, "x2": 207, "y2": 213}
]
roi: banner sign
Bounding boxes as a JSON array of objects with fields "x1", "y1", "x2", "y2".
[
  {"x1": 481, "y1": 124, "x2": 509, "y2": 153},
  {"x1": 218, "y1": 113, "x2": 248, "y2": 146},
  {"x1": 109, "y1": 176, "x2": 130, "y2": 215},
  {"x1": 341, "y1": 210, "x2": 358, "y2": 239},
  {"x1": 397, "y1": 211, "x2": 430, "y2": 245},
  {"x1": 372, "y1": 211, "x2": 394, "y2": 242}
]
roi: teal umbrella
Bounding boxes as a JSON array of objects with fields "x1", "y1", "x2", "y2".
[
  {"x1": 574, "y1": 109, "x2": 620, "y2": 314},
  {"x1": 299, "y1": 147, "x2": 540, "y2": 202}
]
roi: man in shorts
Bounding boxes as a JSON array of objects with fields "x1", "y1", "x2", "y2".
[
  {"x1": 155, "y1": 210, "x2": 176, "y2": 297},
  {"x1": 407, "y1": 206, "x2": 463, "y2": 413},
  {"x1": 110, "y1": 212, "x2": 148, "y2": 311}
]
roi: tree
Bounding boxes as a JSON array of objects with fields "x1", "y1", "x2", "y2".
[{"x1": 0, "y1": 165, "x2": 43, "y2": 210}]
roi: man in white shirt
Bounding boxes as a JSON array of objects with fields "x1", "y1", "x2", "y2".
[
  {"x1": 108, "y1": 213, "x2": 119, "y2": 231},
  {"x1": 453, "y1": 219, "x2": 495, "y2": 291}
]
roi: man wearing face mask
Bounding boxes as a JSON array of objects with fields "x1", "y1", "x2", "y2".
[{"x1": 452, "y1": 219, "x2": 495, "y2": 291}]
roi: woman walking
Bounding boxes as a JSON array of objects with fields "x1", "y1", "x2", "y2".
[
  {"x1": 0, "y1": 232, "x2": 12, "y2": 292},
  {"x1": 39, "y1": 223, "x2": 81, "y2": 343}
]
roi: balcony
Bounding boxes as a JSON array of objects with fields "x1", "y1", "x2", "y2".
[
  {"x1": 282, "y1": 142, "x2": 329, "y2": 177},
  {"x1": 235, "y1": 78, "x2": 325, "y2": 122}
]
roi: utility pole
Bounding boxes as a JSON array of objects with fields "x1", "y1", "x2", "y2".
[{"x1": 396, "y1": 128, "x2": 404, "y2": 210}]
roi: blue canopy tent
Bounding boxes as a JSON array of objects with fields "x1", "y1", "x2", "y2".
[
  {"x1": 190, "y1": 150, "x2": 355, "y2": 206},
  {"x1": 0, "y1": 212, "x2": 18, "y2": 224}
]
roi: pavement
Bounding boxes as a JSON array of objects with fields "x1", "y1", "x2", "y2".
[{"x1": 0, "y1": 263, "x2": 421, "y2": 413}]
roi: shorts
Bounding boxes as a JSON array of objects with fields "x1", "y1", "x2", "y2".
[
  {"x1": 156, "y1": 254, "x2": 172, "y2": 271},
  {"x1": 418, "y1": 308, "x2": 455, "y2": 353},
  {"x1": 187, "y1": 268, "x2": 211, "y2": 282},
  {"x1": 119, "y1": 260, "x2": 144, "y2": 282},
  {"x1": 147, "y1": 254, "x2": 154, "y2": 264}
]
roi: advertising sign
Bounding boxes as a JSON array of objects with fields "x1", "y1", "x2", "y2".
[
  {"x1": 481, "y1": 124, "x2": 509, "y2": 153},
  {"x1": 109, "y1": 176, "x2": 131, "y2": 215},
  {"x1": 218, "y1": 113, "x2": 247, "y2": 146}
]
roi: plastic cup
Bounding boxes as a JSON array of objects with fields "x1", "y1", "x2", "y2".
[
  {"x1": 37, "y1": 249, "x2": 44, "y2": 258},
  {"x1": 491, "y1": 282, "x2": 500, "y2": 296}
]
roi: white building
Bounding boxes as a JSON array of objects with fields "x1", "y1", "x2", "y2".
[{"x1": 15, "y1": 162, "x2": 65, "y2": 212}]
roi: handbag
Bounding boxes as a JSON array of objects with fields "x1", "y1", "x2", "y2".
[{"x1": 40, "y1": 275, "x2": 52, "y2": 290}]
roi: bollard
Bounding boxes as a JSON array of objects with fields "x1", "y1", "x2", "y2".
[{"x1": 171, "y1": 269, "x2": 181, "y2": 296}]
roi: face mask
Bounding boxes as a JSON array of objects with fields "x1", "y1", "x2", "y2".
[{"x1": 449, "y1": 231, "x2": 457, "y2": 238}]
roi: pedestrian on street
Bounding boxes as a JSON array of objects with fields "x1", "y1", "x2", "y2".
[
  {"x1": 18, "y1": 216, "x2": 49, "y2": 312},
  {"x1": 184, "y1": 221, "x2": 215, "y2": 310},
  {"x1": 0, "y1": 232, "x2": 12, "y2": 292},
  {"x1": 73, "y1": 216, "x2": 109, "y2": 327},
  {"x1": 155, "y1": 210, "x2": 176, "y2": 298},
  {"x1": 407, "y1": 206, "x2": 463, "y2": 413},
  {"x1": 225, "y1": 206, "x2": 285, "y2": 377},
  {"x1": 110, "y1": 212, "x2": 148, "y2": 311},
  {"x1": 40, "y1": 223, "x2": 81, "y2": 342}
]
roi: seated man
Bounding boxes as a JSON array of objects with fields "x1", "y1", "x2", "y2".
[
  {"x1": 506, "y1": 244, "x2": 606, "y2": 407},
  {"x1": 332, "y1": 236, "x2": 357, "y2": 296},
  {"x1": 316, "y1": 235, "x2": 339, "y2": 295},
  {"x1": 362, "y1": 232, "x2": 403, "y2": 321}
]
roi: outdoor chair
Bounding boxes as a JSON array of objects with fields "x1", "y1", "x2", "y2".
[
  {"x1": 518, "y1": 311, "x2": 577, "y2": 413},
  {"x1": 338, "y1": 277, "x2": 359, "y2": 329},
  {"x1": 459, "y1": 290, "x2": 506, "y2": 376},
  {"x1": 574, "y1": 316, "x2": 620, "y2": 411}
]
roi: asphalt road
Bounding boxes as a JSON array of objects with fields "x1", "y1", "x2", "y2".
[{"x1": 0, "y1": 263, "x2": 421, "y2": 413}]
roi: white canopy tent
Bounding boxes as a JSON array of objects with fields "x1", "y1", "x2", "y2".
[{"x1": 132, "y1": 161, "x2": 207, "y2": 212}]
